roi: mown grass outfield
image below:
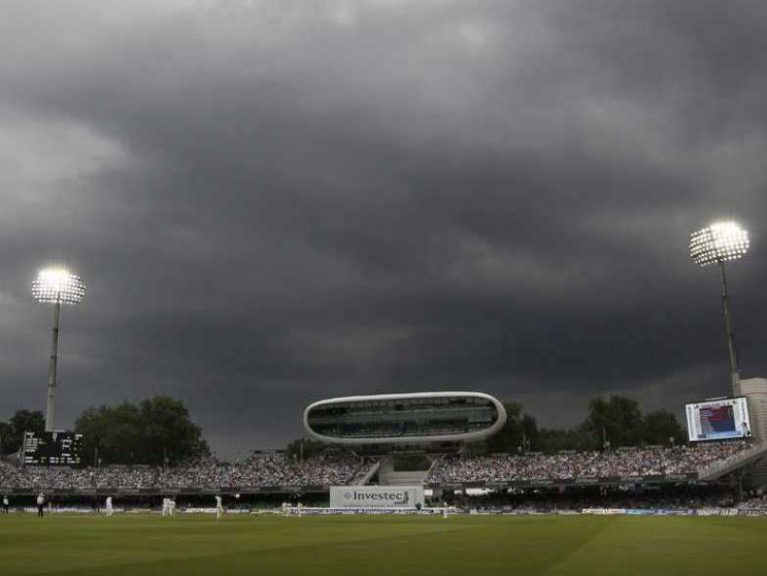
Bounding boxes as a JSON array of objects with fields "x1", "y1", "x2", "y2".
[{"x1": 1, "y1": 514, "x2": 765, "y2": 575}]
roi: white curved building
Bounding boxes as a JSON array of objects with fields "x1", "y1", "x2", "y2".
[{"x1": 303, "y1": 391, "x2": 507, "y2": 446}]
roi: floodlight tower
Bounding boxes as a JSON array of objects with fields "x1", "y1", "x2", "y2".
[
  {"x1": 690, "y1": 222, "x2": 750, "y2": 395},
  {"x1": 32, "y1": 268, "x2": 86, "y2": 432}
]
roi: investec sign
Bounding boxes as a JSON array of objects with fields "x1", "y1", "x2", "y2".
[{"x1": 330, "y1": 486, "x2": 425, "y2": 509}]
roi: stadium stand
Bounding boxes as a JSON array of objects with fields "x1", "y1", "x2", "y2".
[
  {"x1": 0, "y1": 452, "x2": 375, "y2": 492},
  {"x1": 425, "y1": 442, "x2": 751, "y2": 484},
  {"x1": 736, "y1": 494, "x2": 767, "y2": 511},
  {"x1": 0, "y1": 442, "x2": 753, "y2": 494}
]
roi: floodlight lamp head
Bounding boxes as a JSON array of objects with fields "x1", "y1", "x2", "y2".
[
  {"x1": 690, "y1": 221, "x2": 749, "y2": 267},
  {"x1": 32, "y1": 267, "x2": 86, "y2": 305}
]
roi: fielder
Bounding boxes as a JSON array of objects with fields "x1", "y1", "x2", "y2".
[
  {"x1": 105, "y1": 496, "x2": 114, "y2": 517},
  {"x1": 215, "y1": 495, "x2": 223, "y2": 520}
]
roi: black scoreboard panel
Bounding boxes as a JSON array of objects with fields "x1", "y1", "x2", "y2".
[{"x1": 22, "y1": 431, "x2": 83, "y2": 466}]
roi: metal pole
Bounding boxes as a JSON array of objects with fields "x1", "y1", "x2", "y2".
[
  {"x1": 718, "y1": 261, "x2": 741, "y2": 395},
  {"x1": 45, "y1": 300, "x2": 61, "y2": 432}
]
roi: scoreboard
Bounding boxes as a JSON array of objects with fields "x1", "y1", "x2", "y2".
[
  {"x1": 685, "y1": 397, "x2": 752, "y2": 442},
  {"x1": 22, "y1": 431, "x2": 84, "y2": 466}
]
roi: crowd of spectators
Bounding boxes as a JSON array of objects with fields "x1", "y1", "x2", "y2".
[
  {"x1": 735, "y1": 494, "x2": 767, "y2": 511},
  {"x1": 0, "y1": 452, "x2": 373, "y2": 491},
  {"x1": 426, "y1": 442, "x2": 750, "y2": 484},
  {"x1": 0, "y1": 442, "x2": 753, "y2": 492}
]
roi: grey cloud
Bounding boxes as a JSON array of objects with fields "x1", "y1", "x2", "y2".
[{"x1": 0, "y1": 1, "x2": 765, "y2": 456}]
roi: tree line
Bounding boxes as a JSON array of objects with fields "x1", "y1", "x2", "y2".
[
  {"x1": 1, "y1": 393, "x2": 686, "y2": 465},
  {"x1": 0, "y1": 410, "x2": 45, "y2": 455},
  {"x1": 0, "y1": 396, "x2": 208, "y2": 466},
  {"x1": 484, "y1": 396, "x2": 686, "y2": 454},
  {"x1": 285, "y1": 395, "x2": 686, "y2": 459}
]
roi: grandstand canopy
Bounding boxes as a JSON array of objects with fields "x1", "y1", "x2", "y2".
[{"x1": 303, "y1": 392, "x2": 506, "y2": 446}]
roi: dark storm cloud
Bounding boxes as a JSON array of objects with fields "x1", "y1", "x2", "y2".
[{"x1": 1, "y1": 1, "x2": 766, "y2": 453}]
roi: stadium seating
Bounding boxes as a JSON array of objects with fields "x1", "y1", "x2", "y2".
[
  {"x1": 425, "y1": 442, "x2": 750, "y2": 484},
  {"x1": 0, "y1": 442, "x2": 751, "y2": 492},
  {"x1": 0, "y1": 452, "x2": 375, "y2": 491}
]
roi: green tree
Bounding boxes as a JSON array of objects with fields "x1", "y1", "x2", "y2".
[
  {"x1": 285, "y1": 438, "x2": 326, "y2": 462},
  {"x1": 535, "y1": 428, "x2": 593, "y2": 453},
  {"x1": 11, "y1": 409, "x2": 45, "y2": 435},
  {"x1": 140, "y1": 396, "x2": 208, "y2": 466},
  {"x1": 521, "y1": 414, "x2": 539, "y2": 450},
  {"x1": 0, "y1": 421, "x2": 13, "y2": 454},
  {"x1": 580, "y1": 396, "x2": 644, "y2": 449},
  {"x1": 0, "y1": 410, "x2": 45, "y2": 454},
  {"x1": 74, "y1": 396, "x2": 208, "y2": 466},
  {"x1": 75, "y1": 403, "x2": 144, "y2": 465},
  {"x1": 485, "y1": 402, "x2": 539, "y2": 454},
  {"x1": 642, "y1": 410, "x2": 685, "y2": 446}
]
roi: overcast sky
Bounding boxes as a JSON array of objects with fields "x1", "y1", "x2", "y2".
[{"x1": 1, "y1": 0, "x2": 765, "y2": 458}]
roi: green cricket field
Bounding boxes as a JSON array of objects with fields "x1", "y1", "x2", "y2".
[{"x1": 0, "y1": 513, "x2": 765, "y2": 575}]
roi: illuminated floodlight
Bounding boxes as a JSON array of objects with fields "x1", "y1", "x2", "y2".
[
  {"x1": 690, "y1": 221, "x2": 750, "y2": 395},
  {"x1": 690, "y1": 221, "x2": 749, "y2": 267},
  {"x1": 32, "y1": 268, "x2": 86, "y2": 305},
  {"x1": 32, "y1": 266, "x2": 85, "y2": 432}
]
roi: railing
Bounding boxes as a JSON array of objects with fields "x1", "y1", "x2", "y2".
[
  {"x1": 352, "y1": 461, "x2": 380, "y2": 486},
  {"x1": 697, "y1": 442, "x2": 767, "y2": 480}
]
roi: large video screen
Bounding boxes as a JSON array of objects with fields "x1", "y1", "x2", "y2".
[
  {"x1": 685, "y1": 397, "x2": 752, "y2": 442},
  {"x1": 22, "y1": 431, "x2": 84, "y2": 466}
]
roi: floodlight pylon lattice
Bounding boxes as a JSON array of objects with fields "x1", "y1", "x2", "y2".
[
  {"x1": 689, "y1": 222, "x2": 750, "y2": 395},
  {"x1": 32, "y1": 268, "x2": 86, "y2": 432}
]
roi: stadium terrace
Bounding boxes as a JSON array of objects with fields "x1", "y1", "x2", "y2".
[{"x1": 0, "y1": 438, "x2": 757, "y2": 497}]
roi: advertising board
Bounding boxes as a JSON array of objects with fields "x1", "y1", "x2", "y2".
[{"x1": 330, "y1": 486, "x2": 425, "y2": 509}]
